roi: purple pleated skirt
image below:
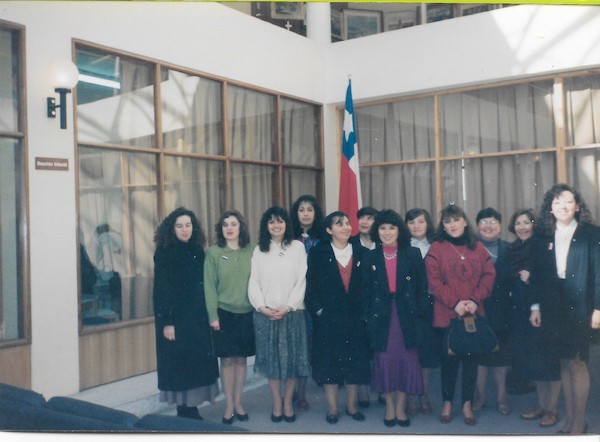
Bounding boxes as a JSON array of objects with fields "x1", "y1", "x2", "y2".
[{"x1": 371, "y1": 300, "x2": 424, "y2": 394}]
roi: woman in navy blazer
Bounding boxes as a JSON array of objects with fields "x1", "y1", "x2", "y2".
[
  {"x1": 529, "y1": 184, "x2": 600, "y2": 434},
  {"x1": 305, "y1": 211, "x2": 371, "y2": 424},
  {"x1": 362, "y1": 209, "x2": 429, "y2": 427}
]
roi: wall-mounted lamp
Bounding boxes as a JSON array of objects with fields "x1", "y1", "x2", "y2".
[{"x1": 46, "y1": 59, "x2": 80, "y2": 130}]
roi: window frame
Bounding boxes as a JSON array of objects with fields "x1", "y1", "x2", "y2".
[
  {"x1": 340, "y1": 68, "x2": 600, "y2": 217},
  {"x1": 73, "y1": 40, "x2": 324, "y2": 333},
  {"x1": 0, "y1": 20, "x2": 30, "y2": 349}
]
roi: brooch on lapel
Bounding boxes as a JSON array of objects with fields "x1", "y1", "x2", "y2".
[
  {"x1": 548, "y1": 243, "x2": 553, "y2": 251},
  {"x1": 372, "y1": 264, "x2": 376, "y2": 271},
  {"x1": 222, "y1": 255, "x2": 228, "y2": 260}
]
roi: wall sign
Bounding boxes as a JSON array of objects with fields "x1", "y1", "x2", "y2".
[{"x1": 35, "y1": 157, "x2": 69, "y2": 171}]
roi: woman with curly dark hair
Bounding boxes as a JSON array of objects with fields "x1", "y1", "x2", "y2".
[
  {"x1": 152, "y1": 207, "x2": 219, "y2": 420},
  {"x1": 204, "y1": 210, "x2": 256, "y2": 424},
  {"x1": 529, "y1": 184, "x2": 600, "y2": 434},
  {"x1": 248, "y1": 206, "x2": 310, "y2": 423},
  {"x1": 425, "y1": 204, "x2": 495, "y2": 426},
  {"x1": 362, "y1": 209, "x2": 429, "y2": 427}
]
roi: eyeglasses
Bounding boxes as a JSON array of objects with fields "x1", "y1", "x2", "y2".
[{"x1": 479, "y1": 220, "x2": 499, "y2": 225}]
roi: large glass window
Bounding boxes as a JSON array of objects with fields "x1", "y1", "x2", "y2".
[
  {"x1": 75, "y1": 42, "x2": 323, "y2": 328},
  {"x1": 0, "y1": 24, "x2": 25, "y2": 344},
  {"x1": 354, "y1": 72, "x2": 598, "y2": 235}
]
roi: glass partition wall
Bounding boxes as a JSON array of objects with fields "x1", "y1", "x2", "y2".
[
  {"x1": 0, "y1": 23, "x2": 27, "y2": 346},
  {"x1": 75, "y1": 42, "x2": 323, "y2": 328},
  {"x1": 352, "y1": 70, "x2": 600, "y2": 239}
]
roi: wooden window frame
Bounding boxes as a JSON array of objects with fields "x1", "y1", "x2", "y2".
[{"x1": 72, "y1": 40, "x2": 325, "y2": 334}]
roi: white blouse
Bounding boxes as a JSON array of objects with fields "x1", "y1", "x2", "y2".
[
  {"x1": 332, "y1": 242, "x2": 353, "y2": 267},
  {"x1": 411, "y1": 237, "x2": 431, "y2": 259},
  {"x1": 248, "y1": 239, "x2": 307, "y2": 311},
  {"x1": 555, "y1": 219, "x2": 578, "y2": 279}
]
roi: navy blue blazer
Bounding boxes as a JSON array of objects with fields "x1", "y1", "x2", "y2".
[
  {"x1": 361, "y1": 245, "x2": 429, "y2": 352},
  {"x1": 529, "y1": 223, "x2": 600, "y2": 335}
]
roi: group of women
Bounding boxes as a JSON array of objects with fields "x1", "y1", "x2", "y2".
[{"x1": 151, "y1": 184, "x2": 599, "y2": 434}]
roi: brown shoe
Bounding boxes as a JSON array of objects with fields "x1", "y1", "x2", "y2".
[
  {"x1": 540, "y1": 411, "x2": 559, "y2": 427},
  {"x1": 464, "y1": 415, "x2": 476, "y2": 426},
  {"x1": 440, "y1": 414, "x2": 452, "y2": 424},
  {"x1": 521, "y1": 407, "x2": 544, "y2": 420},
  {"x1": 297, "y1": 399, "x2": 309, "y2": 411}
]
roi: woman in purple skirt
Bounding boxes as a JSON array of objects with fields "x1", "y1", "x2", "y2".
[{"x1": 362, "y1": 209, "x2": 429, "y2": 427}]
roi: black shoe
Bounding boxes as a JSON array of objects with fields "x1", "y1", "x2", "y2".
[
  {"x1": 177, "y1": 405, "x2": 203, "y2": 420},
  {"x1": 397, "y1": 417, "x2": 410, "y2": 427},
  {"x1": 358, "y1": 400, "x2": 370, "y2": 408},
  {"x1": 346, "y1": 409, "x2": 365, "y2": 421},
  {"x1": 284, "y1": 413, "x2": 296, "y2": 423},
  {"x1": 271, "y1": 412, "x2": 283, "y2": 423},
  {"x1": 326, "y1": 414, "x2": 339, "y2": 424},
  {"x1": 222, "y1": 413, "x2": 235, "y2": 424},
  {"x1": 236, "y1": 412, "x2": 249, "y2": 422},
  {"x1": 384, "y1": 417, "x2": 396, "y2": 427}
]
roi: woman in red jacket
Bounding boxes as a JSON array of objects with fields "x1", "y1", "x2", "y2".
[{"x1": 425, "y1": 204, "x2": 495, "y2": 426}]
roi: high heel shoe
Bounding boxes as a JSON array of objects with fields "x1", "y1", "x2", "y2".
[{"x1": 222, "y1": 413, "x2": 235, "y2": 425}]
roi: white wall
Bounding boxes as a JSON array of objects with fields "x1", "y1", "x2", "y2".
[{"x1": 1, "y1": 1, "x2": 600, "y2": 397}]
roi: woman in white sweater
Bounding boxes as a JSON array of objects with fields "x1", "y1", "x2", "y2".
[{"x1": 248, "y1": 206, "x2": 309, "y2": 424}]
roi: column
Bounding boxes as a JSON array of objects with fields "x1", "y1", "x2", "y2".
[{"x1": 306, "y1": 2, "x2": 331, "y2": 45}]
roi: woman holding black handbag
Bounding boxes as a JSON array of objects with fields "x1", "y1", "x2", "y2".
[{"x1": 425, "y1": 204, "x2": 496, "y2": 426}]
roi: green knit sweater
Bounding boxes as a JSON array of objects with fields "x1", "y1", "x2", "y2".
[{"x1": 203, "y1": 243, "x2": 256, "y2": 323}]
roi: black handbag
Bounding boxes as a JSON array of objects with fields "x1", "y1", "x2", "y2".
[{"x1": 445, "y1": 313, "x2": 499, "y2": 356}]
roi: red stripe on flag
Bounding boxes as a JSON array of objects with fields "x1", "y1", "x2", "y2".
[{"x1": 339, "y1": 155, "x2": 360, "y2": 233}]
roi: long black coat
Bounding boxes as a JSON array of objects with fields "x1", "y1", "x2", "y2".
[
  {"x1": 484, "y1": 239, "x2": 512, "y2": 333},
  {"x1": 305, "y1": 241, "x2": 371, "y2": 385},
  {"x1": 529, "y1": 223, "x2": 600, "y2": 356},
  {"x1": 153, "y1": 241, "x2": 219, "y2": 392},
  {"x1": 362, "y1": 245, "x2": 429, "y2": 352}
]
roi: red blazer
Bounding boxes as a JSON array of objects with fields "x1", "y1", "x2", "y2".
[{"x1": 425, "y1": 240, "x2": 496, "y2": 328}]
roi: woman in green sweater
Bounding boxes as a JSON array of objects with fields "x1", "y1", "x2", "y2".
[{"x1": 204, "y1": 210, "x2": 256, "y2": 424}]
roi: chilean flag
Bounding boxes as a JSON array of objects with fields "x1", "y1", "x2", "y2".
[{"x1": 339, "y1": 79, "x2": 362, "y2": 233}]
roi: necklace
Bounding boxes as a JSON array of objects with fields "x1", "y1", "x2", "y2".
[
  {"x1": 450, "y1": 243, "x2": 466, "y2": 260},
  {"x1": 383, "y1": 250, "x2": 397, "y2": 260}
]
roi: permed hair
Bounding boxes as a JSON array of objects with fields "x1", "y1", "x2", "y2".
[
  {"x1": 154, "y1": 207, "x2": 206, "y2": 250},
  {"x1": 258, "y1": 206, "x2": 294, "y2": 252},
  {"x1": 214, "y1": 210, "x2": 251, "y2": 248},
  {"x1": 369, "y1": 209, "x2": 411, "y2": 249},
  {"x1": 290, "y1": 195, "x2": 325, "y2": 240},
  {"x1": 405, "y1": 208, "x2": 435, "y2": 242},
  {"x1": 433, "y1": 204, "x2": 478, "y2": 250},
  {"x1": 508, "y1": 209, "x2": 536, "y2": 235},
  {"x1": 476, "y1": 207, "x2": 502, "y2": 224},
  {"x1": 536, "y1": 183, "x2": 594, "y2": 236}
]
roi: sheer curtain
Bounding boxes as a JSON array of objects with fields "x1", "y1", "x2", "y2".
[
  {"x1": 228, "y1": 86, "x2": 277, "y2": 240},
  {"x1": 78, "y1": 147, "x2": 157, "y2": 324},
  {"x1": 439, "y1": 81, "x2": 556, "y2": 232},
  {"x1": 356, "y1": 97, "x2": 436, "y2": 217},
  {"x1": 565, "y1": 74, "x2": 600, "y2": 220}
]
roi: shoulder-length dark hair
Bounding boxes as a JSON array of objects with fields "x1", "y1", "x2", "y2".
[
  {"x1": 405, "y1": 208, "x2": 435, "y2": 242},
  {"x1": 258, "y1": 206, "x2": 294, "y2": 252},
  {"x1": 322, "y1": 211, "x2": 349, "y2": 242},
  {"x1": 214, "y1": 210, "x2": 251, "y2": 248},
  {"x1": 508, "y1": 208, "x2": 536, "y2": 235},
  {"x1": 433, "y1": 204, "x2": 478, "y2": 250},
  {"x1": 290, "y1": 195, "x2": 324, "y2": 240},
  {"x1": 154, "y1": 207, "x2": 205, "y2": 250},
  {"x1": 537, "y1": 183, "x2": 594, "y2": 236},
  {"x1": 369, "y1": 209, "x2": 411, "y2": 249}
]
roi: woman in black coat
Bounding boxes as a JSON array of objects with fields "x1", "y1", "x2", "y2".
[
  {"x1": 152, "y1": 207, "x2": 219, "y2": 419},
  {"x1": 362, "y1": 209, "x2": 429, "y2": 428},
  {"x1": 529, "y1": 184, "x2": 600, "y2": 434},
  {"x1": 305, "y1": 211, "x2": 370, "y2": 424}
]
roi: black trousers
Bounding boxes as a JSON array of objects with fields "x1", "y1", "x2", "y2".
[
  {"x1": 441, "y1": 353, "x2": 478, "y2": 405},
  {"x1": 435, "y1": 327, "x2": 477, "y2": 406}
]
